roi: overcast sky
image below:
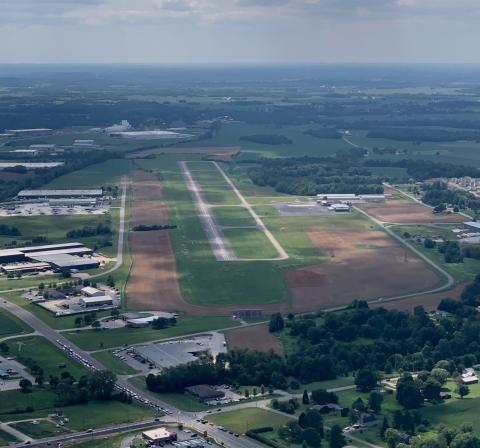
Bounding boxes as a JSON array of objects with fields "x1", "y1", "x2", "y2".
[{"x1": 1, "y1": 0, "x2": 479, "y2": 64}]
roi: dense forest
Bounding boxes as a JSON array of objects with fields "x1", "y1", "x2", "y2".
[{"x1": 248, "y1": 155, "x2": 384, "y2": 196}]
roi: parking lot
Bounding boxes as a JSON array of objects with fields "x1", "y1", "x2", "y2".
[
  {"x1": 115, "y1": 333, "x2": 227, "y2": 373},
  {"x1": 273, "y1": 201, "x2": 337, "y2": 216},
  {"x1": 0, "y1": 355, "x2": 34, "y2": 391},
  {"x1": 0, "y1": 202, "x2": 109, "y2": 217}
]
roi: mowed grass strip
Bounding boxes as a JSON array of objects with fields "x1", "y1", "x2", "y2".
[
  {"x1": 6, "y1": 336, "x2": 89, "y2": 379},
  {"x1": 0, "y1": 309, "x2": 32, "y2": 336},
  {"x1": 202, "y1": 186, "x2": 240, "y2": 205},
  {"x1": 92, "y1": 351, "x2": 138, "y2": 375},
  {"x1": 64, "y1": 316, "x2": 239, "y2": 351},
  {"x1": 207, "y1": 408, "x2": 292, "y2": 434},
  {"x1": 11, "y1": 421, "x2": 69, "y2": 438},
  {"x1": 213, "y1": 206, "x2": 257, "y2": 227},
  {"x1": 223, "y1": 228, "x2": 279, "y2": 259}
]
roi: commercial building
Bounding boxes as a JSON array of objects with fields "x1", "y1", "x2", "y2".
[
  {"x1": 317, "y1": 194, "x2": 386, "y2": 203},
  {"x1": 29, "y1": 144, "x2": 56, "y2": 151},
  {"x1": 17, "y1": 189, "x2": 103, "y2": 199},
  {"x1": 79, "y1": 296, "x2": 113, "y2": 308},
  {"x1": 32, "y1": 254, "x2": 99, "y2": 270},
  {"x1": 10, "y1": 149, "x2": 38, "y2": 156},
  {"x1": 185, "y1": 385, "x2": 225, "y2": 401},
  {"x1": 0, "y1": 262, "x2": 50, "y2": 274},
  {"x1": 6, "y1": 128, "x2": 53, "y2": 137},
  {"x1": 329, "y1": 203, "x2": 351, "y2": 212},
  {"x1": 142, "y1": 428, "x2": 177, "y2": 445},
  {"x1": 81, "y1": 287, "x2": 105, "y2": 297},
  {"x1": 464, "y1": 222, "x2": 480, "y2": 232},
  {"x1": 73, "y1": 139, "x2": 96, "y2": 148}
]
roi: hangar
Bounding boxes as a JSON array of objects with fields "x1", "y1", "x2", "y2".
[{"x1": 17, "y1": 189, "x2": 103, "y2": 199}]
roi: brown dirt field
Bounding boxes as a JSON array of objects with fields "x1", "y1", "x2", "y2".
[
  {"x1": 224, "y1": 324, "x2": 284, "y2": 356},
  {"x1": 127, "y1": 232, "x2": 185, "y2": 311},
  {"x1": 127, "y1": 146, "x2": 241, "y2": 161},
  {"x1": 284, "y1": 228, "x2": 440, "y2": 311},
  {"x1": 131, "y1": 170, "x2": 169, "y2": 227},
  {"x1": 371, "y1": 282, "x2": 466, "y2": 313},
  {"x1": 359, "y1": 200, "x2": 465, "y2": 224}
]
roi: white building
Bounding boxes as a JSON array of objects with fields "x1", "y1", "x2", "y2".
[
  {"x1": 105, "y1": 120, "x2": 132, "y2": 134},
  {"x1": 80, "y1": 287, "x2": 105, "y2": 297},
  {"x1": 79, "y1": 296, "x2": 114, "y2": 308}
]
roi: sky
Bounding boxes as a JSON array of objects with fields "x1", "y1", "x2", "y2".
[{"x1": 1, "y1": 0, "x2": 480, "y2": 64}]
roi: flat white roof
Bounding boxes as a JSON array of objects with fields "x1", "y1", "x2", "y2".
[
  {"x1": 80, "y1": 295, "x2": 113, "y2": 303},
  {"x1": 464, "y1": 221, "x2": 480, "y2": 229},
  {"x1": 18, "y1": 189, "x2": 103, "y2": 197},
  {"x1": 6, "y1": 128, "x2": 52, "y2": 132},
  {"x1": 81, "y1": 286, "x2": 102, "y2": 295},
  {"x1": 142, "y1": 427, "x2": 173, "y2": 440}
]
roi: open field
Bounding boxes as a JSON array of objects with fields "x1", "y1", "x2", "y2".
[
  {"x1": 207, "y1": 408, "x2": 291, "y2": 435},
  {"x1": 224, "y1": 323, "x2": 283, "y2": 355},
  {"x1": 359, "y1": 199, "x2": 465, "y2": 224},
  {"x1": 46, "y1": 159, "x2": 133, "y2": 188},
  {"x1": 6, "y1": 336, "x2": 89, "y2": 379},
  {"x1": 91, "y1": 351, "x2": 138, "y2": 375},
  {"x1": 0, "y1": 429, "x2": 17, "y2": 445},
  {"x1": 63, "y1": 316, "x2": 239, "y2": 350},
  {"x1": 285, "y1": 228, "x2": 440, "y2": 310},
  {"x1": 223, "y1": 227, "x2": 280, "y2": 259},
  {"x1": 213, "y1": 206, "x2": 257, "y2": 227},
  {"x1": 127, "y1": 168, "x2": 183, "y2": 311},
  {"x1": 127, "y1": 146, "x2": 241, "y2": 161},
  {"x1": 11, "y1": 421, "x2": 69, "y2": 438},
  {"x1": 0, "y1": 308, "x2": 32, "y2": 336}
]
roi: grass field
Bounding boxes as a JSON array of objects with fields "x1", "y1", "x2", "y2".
[
  {"x1": 223, "y1": 227, "x2": 279, "y2": 259},
  {"x1": 11, "y1": 421, "x2": 69, "y2": 438},
  {"x1": 64, "y1": 316, "x2": 239, "y2": 350},
  {"x1": 46, "y1": 159, "x2": 133, "y2": 188},
  {"x1": 213, "y1": 206, "x2": 257, "y2": 227},
  {"x1": 0, "y1": 429, "x2": 17, "y2": 445},
  {"x1": 0, "y1": 308, "x2": 32, "y2": 336},
  {"x1": 91, "y1": 351, "x2": 138, "y2": 375},
  {"x1": 207, "y1": 408, "x2": 292, "y2": 434},
  {"x1": 6, "y1": 336, "x2": 89, "y2": 379}
]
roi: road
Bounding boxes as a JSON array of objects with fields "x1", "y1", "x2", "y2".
[
  {"x1": 0, "y1": 298, "x2": 261, "y2": 448},
  {"x1": 213, "y1": 162, "x2": 289, "y2": 261}
]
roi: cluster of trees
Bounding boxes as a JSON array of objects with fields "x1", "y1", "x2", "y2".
[
  {"x1": 248, "y1": 156, "x2": 384, "y2": 196},
  {"x1": 384, "y1": 423, "x2": 480, "y2": 448},
  {"x1": 240, "y1": 134, "x2": 293, "y2": 145},
  {"x1": 305, "y1": 128, "x2": 342, "y2": 139},
  {"x1": 151, "y1": 316, "x2": 177, "y2": 330},
  {"x1": 0, "y1": 224, "x2": 20, "y2": 236},
  {"x1": 422, "y1": 182, "x2": 480, "y2": 211},
  {"x1": 66, "y1": 224, "x2": 112, "y2": 239},
  {"x1": 423, "y1": 238, "x2": 480, "y2": 264},
  {"x1": 367, "y1": 128, "x2": 480, "y2": 142},
  {"x1": 364, "y1": 159, "x2": 479, "y2": 181},
  {"x1": 132, "y1": 224, "x2": 177, "y2": 232}
]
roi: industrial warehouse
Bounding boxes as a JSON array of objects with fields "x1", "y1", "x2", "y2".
[
  {"x1": 0, "y1": 188, "x2": 109, "y2": 216},
  {"x1": 0, "y1": 242, "x2": 102, "y2": 275}
]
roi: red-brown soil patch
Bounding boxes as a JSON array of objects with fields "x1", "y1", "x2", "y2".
[
  {"x1": 127, "y1": 146, "x2": 241, "y2": 161},
  {"x1": 127, "y1": 232, "x2": 184, "y2": 311},
  {"x1": 284, "y1": 228, "x2": 440, "y2": 311},
  {"x1": 359, "y1": 200, "x2": 465, "y2": 224},
  {"x1": 224, "y1": 324, "x2": 284, "y2": 355},
  {"x1": 131, "y1": 170, "x2": 169, "y2": 227},
  {"x1": 371, "y1": 282, "x2": 466, "y2": 313}
]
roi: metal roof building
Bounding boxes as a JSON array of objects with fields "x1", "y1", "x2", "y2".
[
  {"x1": 17, "y1": 189, "x2": 103, "y2": 199},
  {"x1": 31, "y1": 254, "x2": 99, "y2": 270}
]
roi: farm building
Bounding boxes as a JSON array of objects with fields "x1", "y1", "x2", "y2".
[
  {"x1": 17, "y1": 189, "x2": 103, "y2": 199},
  {"x1": 79, "y1": 296, "x2": 114, "y2": 308},
  {"x1": 185, "y1": 385, "x2": 225, "y2": 401},
  {"x1": 142, "y1": 427, "x2": 177, "y2": 444}
]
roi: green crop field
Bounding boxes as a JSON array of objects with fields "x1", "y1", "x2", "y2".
[
  {"x1": 223, "y1": 227, "x2": 279, "y2": 259},
  {"x1": 64, "y1": 316, "x2": 239, "y2": 350},
  {"x1": 213, "y1": 206, "x2": 257, "y2": 227},
  {"x1": 6, "y1": 336, "x2": 89, "y2": 379}
]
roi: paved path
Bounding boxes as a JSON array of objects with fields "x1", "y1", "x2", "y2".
[
  {"x1": 0, "y1": 422, "x2": 32, "y2": 443},
  {"x1": 213, "y1": 161, "x2": 289, "y2": 261}
]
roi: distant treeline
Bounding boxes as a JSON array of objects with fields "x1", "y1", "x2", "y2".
[
  {"x1": 304, "y1": 128, "x2": 342, "y2": 139},
  {"x1": 240, "y1": 134, "x2": 292, "y2": 145},
  {"x1": 367, "y1": 128, "x2": 480, "y2": 142},
  {"x1": 364, "y1": 159, "x2": 479, "y2": 180},
  {"x1": 132, "y1": 224, "x2": 177, "y2": 232},
  {"x1": 248, "y1": 156, "x2": 384, "y2": 196},
  {"x1": 66, "y1": 224, "x2": 112, "y2": 239}
]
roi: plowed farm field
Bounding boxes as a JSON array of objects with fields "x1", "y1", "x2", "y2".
[{"x1": 284, "y1": 228, "x2": 440, "y2": 311}]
